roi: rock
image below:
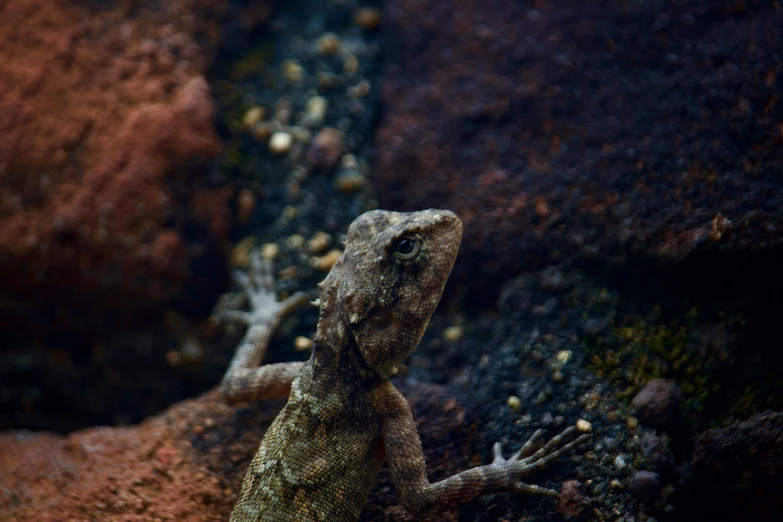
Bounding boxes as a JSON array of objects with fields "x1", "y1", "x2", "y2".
[
  {"x1": 687, "y1": 411, "x2": 783, "y2": 521},
  {"x1": 306, "y1": 127, "x2": 346, "y2": 171},
  {"x1": 639, "y1": 434, "x2": 673, "y2": 472},
  {"x1": 269, "y1": 131, "x2": 293, "y2": 154},
  {"x1": 556, "y1": 479, "x2": 583, "y2": 517},
  {"x1": 628, "y1": 470, "x2": 661, "y2": 505},
  {"x1": 354, "y1": 7, "x2": 382, "y2": 30},
  {"x1": 0, "y1": 383, "x2": 476, "y2": 522},
  {"x1": 375, "y1": 0, "x2": 783, "y2": 302},
  {"x1": 631, "y1": 379, "x2": 682, "y2": 429},
  {"x1": 0, "y1": 0, "x2": 273, "y2": 331}
]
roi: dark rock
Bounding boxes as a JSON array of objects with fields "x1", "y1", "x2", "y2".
[
  {"x1": 0, "y1": 0, "x2": 270, "y2": 329},
  {"x1": 639, "y1": 434, "x2": 673, "y2": 473},
  {"x1": 631, "y1": 379, "x2": 682, "y2": 429},
  {"x1": 375, "y1": 0, "x2": 783, "y2": 302},
  {"x1": 628, "y1": 470, "x2": 662, "y2": 505},
  {"x1": 685, "y1": 411, "x2": 783, "y2": 521}
]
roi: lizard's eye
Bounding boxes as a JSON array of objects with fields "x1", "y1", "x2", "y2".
[{"x1": 391, "y1": 235, "x2": 421, "y2": 262}]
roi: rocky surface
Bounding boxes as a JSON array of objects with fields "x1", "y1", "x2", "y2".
[
  {"x1": 375, "y1": 0, "x2": 783, "y2": 301},
  {"x1": 687, "y1": 410, "x2": 783, "y2": 521},
  {"x1": 0, "y1": 0, "x2": 272, "y2": 331},
  {"x1": 0, "y1": 383, "x2": 482, "y2": 522}
]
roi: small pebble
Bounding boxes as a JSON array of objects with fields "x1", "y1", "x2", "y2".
[
  {"x1": 614, "y1": 454, "x2": 627, "y2": 469},
  {"x1": 307, "y1": 231, "x2": 332, "y2": 254},
  {"x1": 317, "y1": 32, "x2": 341, "y2": 55},
  {"x1": 344, "y1": 54, "x2": 359, "y2": 74},
  {"x1": 354, "y1": 7, "x2": 382, "y2": 30},
  {"x1": 260, "y1": 243, "x2": 280, "y2": 260},
  {"x1": 627, "y1": 416, "x2": 639, "y2": 429},
  {"x1": 242, "y1": 106, "x2": 264, "y2": 129},
  {"x1": 317, "y1": 71, "x2": 338, "y2": 90},
  {"x1": 628, "y1": 470, "x2": 662, "y2": 504},
  {"x1": 311, "y1": 249, "x2": 342, "y2": 271},
  {"x1": 307, "y1": 128, "x2": 346, "y2": 170},
  {"x1": 269, "y1": 131, "x2": 293, "y2": 154},
  {"x1": 294, "y1": 336, "x2": 314, "y2": 351},
  {"x1": 282, "y1": 59, "x2": 304, "y2": 82},
  {"x1": 610, "y1": 479, "x2": 624, "y2": 489},
  {"x1": 335, "y1": 169, "x2": 366, "y2": 194},
  {"x1": 286, "y1": 234, "x2": 305, "y2": 249},
  {"x1": 340, "y1": 153, "x2": 359, "y2": 170},
  {"x1": 303, "y1": 95, "x2": 328, "y2": 127},
  {"x1": 347, "y1": 80, "x2": 371, "y2": 98},
  {"x1": 237, "y1": 188, "x2": 256, "y2": 224},
  {"x1": 576, "y1": 419, "x2": 592, "y2": 433},
  {"x1": 275, "y1": 97, "x2": 293, "y2": 124},
  {"x1": 166, "y1": 350, "x2": 181, "y2": 367},
  {"x1": 289, "y1": 125, "x2": 311, "y2": 143},
  {"x1": 442, "y1": 325, "x2": 463, "y2": 343},
  {"x1": 555, "y1": 350, "x2": 572, "y2": 364},
  {"x1": 631, "y1": 378, "x2": 683, "y2": 428},
  {"x1": 253, "y1": 122, "x2": 275, "y2": 141},
  {"x1": 552, "y1": 370, "x2": 565, "y2": 383},
  {"x1": 279, "y1": 266, "x2": 299, "y2": 279},
  {"x1": 229, "y1": 237, "x2": 255, "y2": 268},
  {"x1": 507, "y1": 395, "x2": 522, "y2": 412},
  {"x1": 282, "y1": 206, "x2": 297, "y2": 221}
]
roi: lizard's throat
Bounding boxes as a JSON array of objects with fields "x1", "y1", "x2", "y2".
[{"x1": 311, "y1": 337, "x2": 379, "y2": 380}]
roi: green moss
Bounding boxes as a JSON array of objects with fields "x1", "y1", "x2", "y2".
[
  {"x1": 730, "y1": 377, "x2": 783, "y2": 418},
  {"x1": 585, "y1": 315, "x2": 714, "y2": 413}
]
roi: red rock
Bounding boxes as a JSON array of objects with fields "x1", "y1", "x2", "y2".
[
  {"x1": 307, "y1": 127, "x2": 346, "y2": 171},
  {"x1": 0, "y1": 383, "x2": 475, "y2": 522},
  {"x1": 556, "y1": 479, "x2": 583, "y2": 517},
  {"x1": 0, "y1": 0, "x2": 269, "y2": 329}
]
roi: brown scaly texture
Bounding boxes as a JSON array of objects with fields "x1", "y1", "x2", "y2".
[{"x1": 221, "y1": 209, "x2": 590, "y2": 521}]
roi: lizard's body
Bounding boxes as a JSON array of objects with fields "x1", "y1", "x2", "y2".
[
  {"x1": 220, "y1": 209, "x2": 589, "y2": 521},
  {"x1": 230, "y1": 346, "x2": 385, "y2": 521}
]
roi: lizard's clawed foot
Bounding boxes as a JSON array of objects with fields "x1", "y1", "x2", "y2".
[
  {"x1": 220, "y1": 250, "x2": 308, "y2": 327},
  {"x1": 491, "y1": 425, "x2": 591, "y2": 498}
]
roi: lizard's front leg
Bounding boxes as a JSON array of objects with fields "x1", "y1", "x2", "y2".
[
  {"x1": 219, "y1": 250, "x2": 309, "y2": 403},
  {"x1": 380, "y1": 383, "x2": 590, "y2": 518}
]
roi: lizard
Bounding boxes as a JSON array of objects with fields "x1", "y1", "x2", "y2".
[{"x1": 219, "y1": 208, "x2": 591, "y2": 521}]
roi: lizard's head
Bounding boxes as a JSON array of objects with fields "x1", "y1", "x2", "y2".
[{"x1": 316, "y1": 209, "x2": 462, "y2": 378}]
